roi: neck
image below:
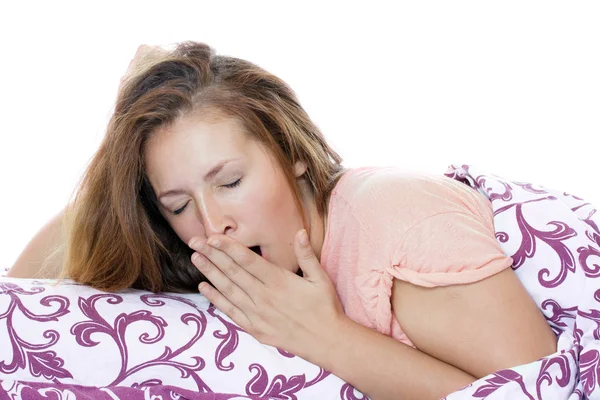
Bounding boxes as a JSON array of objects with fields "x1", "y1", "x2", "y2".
[{"x1": 298, "y1": 181, "x2": 327, "y2": 262}]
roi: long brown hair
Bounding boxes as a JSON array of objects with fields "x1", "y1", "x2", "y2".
[{"x1": 63, "y1": 41, "x2": 344, "y2": 293}]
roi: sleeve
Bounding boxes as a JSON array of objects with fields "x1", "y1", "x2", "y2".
[{"x1": 388, "y1": 210, "x2": 514, "y2": 288}]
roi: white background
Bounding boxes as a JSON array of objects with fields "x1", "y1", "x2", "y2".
[{"x1": 1, "y1": 1, "x2": 598, "y2": 268}]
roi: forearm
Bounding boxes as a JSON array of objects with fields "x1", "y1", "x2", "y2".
[
  {"x1": 188, "y1": 231, "x2": 475, "y2": 398},
  {"x1": 304, "y1": 316, "x2": 476, "y2": 400},
  {"x1": 8, "y1": 209, "x2": 66, "y2": 279}
]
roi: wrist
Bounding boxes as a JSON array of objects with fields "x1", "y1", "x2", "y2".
[{"x1": 301, "y1": 313, "x2": 356, "y2": 371}]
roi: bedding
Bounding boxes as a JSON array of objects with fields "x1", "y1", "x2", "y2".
[
  {"x1": 0, "y1": 278, "x2": 359, "y2": 399},
  {"x1": 1, "y1": 164, "x2": 598, "y2": 399},
  {"x1": 443, "y1": 164, "x2": 599, "y2": 400}
]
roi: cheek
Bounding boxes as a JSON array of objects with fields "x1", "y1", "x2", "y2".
[
  {"x1": 247, "y1": 179, "x2": 300, "y2": 225},
  {"x1": 169, "y1": 216, "x2": 206, "y2": 244}
]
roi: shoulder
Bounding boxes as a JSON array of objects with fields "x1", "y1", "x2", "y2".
[{"x1": 332, "y1": 166, "x2": 489, "y2": 221}]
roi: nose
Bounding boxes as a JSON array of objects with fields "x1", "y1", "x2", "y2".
[{"x1": 196, "y1": 195, "x2": 235, "y2": 237}]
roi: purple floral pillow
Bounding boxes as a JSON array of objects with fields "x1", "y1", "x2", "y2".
[{"x1": 0, "y1": 277, "x2": 364, "y2": 399}]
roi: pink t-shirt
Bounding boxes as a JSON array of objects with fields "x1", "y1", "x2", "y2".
[{"x1": 319, "y1": 167, "x2": 513, "y2": 347}]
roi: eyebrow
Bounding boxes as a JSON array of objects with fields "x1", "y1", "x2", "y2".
[{"x1": 157, "y1": 158, "x2": 241, "y2": 200}]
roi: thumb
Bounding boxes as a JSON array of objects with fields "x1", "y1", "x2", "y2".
[{"x1": 294, "y1": 229, "x2": 324, "y2": 281}]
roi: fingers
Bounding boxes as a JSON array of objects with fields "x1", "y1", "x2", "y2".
[
  {"x1": 198, "y1": 281, "x2": 250, "y2": 329},
  {"x1": 118, "y1": 44, "x2": 168, "y2": 94},
  {"x1": 191, "y1": 249, "x2": 254, "y2": 308},
  {"x1": 126, "y1": 45, "x2": 168, "y2": 74},
  {"x1": 195, "y1": 239, "x2": 260, "y2": 284},
  {"x1": 193, "y1": 235, "x2": 279, "y2": 285},
  {"x1": 294, "y1": 229, "x2": 325, "y2": 282}
]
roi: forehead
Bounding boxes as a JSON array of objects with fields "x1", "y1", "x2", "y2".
[
  {"x1": 143, "y1": 112, "x2": 270, "y2": 186},
  {"x1": 152, "y1": 110, "x2": 248, "y2": 149}
]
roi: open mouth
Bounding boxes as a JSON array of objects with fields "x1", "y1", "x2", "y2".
[{"x1": 249, "y1": 245, "x2": 262, "y2": 257}]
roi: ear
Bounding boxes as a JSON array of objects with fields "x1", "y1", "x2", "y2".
[{"x1": 293, "y1": 161, "x2": 307, "y2": 177}]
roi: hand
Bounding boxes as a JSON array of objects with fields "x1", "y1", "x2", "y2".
[
  {"x1": 118, "y1": 44, "x2": 167, "y2": 94},
  {"x1": 188, "y1": 230, "x2": 347, "y2": 360}
]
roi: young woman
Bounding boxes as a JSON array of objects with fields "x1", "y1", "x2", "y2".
[{"x1": 8, "y1": 41, "x2": 557, "y2": 400}]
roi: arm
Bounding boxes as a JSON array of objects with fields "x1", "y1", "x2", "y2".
[
  {"x1": 7, "y1": 209, "x2": 66, "y2": 279},
  {"x1": 8, "y1": 46, "x2": 159, "y2": 280},
  {"x1": 189, "y1": 231, "x2": 477, "y2": 400},
  {"x1": 392, "y1": 268, "x2": 557, "y2": 379},
  {"x1": 309, "y1": 314, "x2": 476, "y2": 399}
]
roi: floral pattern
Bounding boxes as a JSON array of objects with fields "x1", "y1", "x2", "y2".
[
  {"x1": 443, "y1": 164, "x2": 600, "y2": 399},
  {"x1": 0, "y1": 281, "x2": 347, "y2": 399},
  {"x1": 1, "y1": 164, "x2": 599, "y2": 399}
]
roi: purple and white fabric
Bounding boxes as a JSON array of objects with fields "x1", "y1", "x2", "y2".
[
  {"x1": 1, "y1": 164, "x2": 598, "y2": 399},
  {"x1": 0, "y1": 278, "x2": 361, "y2": 399},
  {"x1": 444, "y1": 164, "x2": 599, "y2": 400}
]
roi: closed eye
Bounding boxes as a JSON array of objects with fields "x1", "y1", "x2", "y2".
[
  {"x1": 222, "y1": 178, "x2": 242, "y2": 189},
  {"x1": 173, "y1": 201, "x2": 189, "y2": 215},
  {"x1": 171, "y1": 178, "x2": 241, "y2": 216}
]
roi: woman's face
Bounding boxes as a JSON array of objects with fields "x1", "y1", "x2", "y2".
[{"x1": 144, "y1": 111, "x2": 311, "y2": 273}]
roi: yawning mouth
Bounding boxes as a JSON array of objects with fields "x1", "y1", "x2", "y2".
[{"x1": 249, "y1": 245, "x2": 262, "y2": 257}]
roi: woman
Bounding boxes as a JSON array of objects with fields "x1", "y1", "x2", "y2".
[{"x1": 8, "y1": 41, "x2": 557, "y2": 400}]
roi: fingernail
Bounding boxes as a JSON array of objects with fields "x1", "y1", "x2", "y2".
[
  {"x1": 299, "y1": 229, "x2": 309, "y2": 246},
  {"x1": 188, "y1": 238, "x2": 197, "y2": 248},
  {"x1": 192, "y1": 252, "x2": 204, "y2": 265}
]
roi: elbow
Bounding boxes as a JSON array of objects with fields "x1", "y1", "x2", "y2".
[{"x1": 476, "y1": 329, "x2": 558, "y2": 379}]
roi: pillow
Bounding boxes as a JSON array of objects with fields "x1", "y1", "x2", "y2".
[{"x1": 0, "y1": 277, "x2": 362, "y2": 399}]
